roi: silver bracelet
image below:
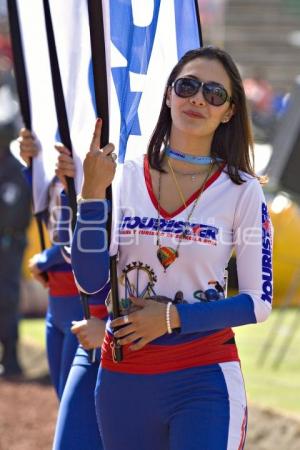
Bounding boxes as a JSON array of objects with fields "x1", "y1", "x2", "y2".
[{"x1": 166, "y1": 302, "x2": 173, "y2": 334}]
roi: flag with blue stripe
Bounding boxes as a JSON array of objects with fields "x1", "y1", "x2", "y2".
[{"x1": 109, "y1": 0, "x2": 202, "y2": 162}]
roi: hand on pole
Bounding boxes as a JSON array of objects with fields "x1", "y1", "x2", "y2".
[
  {"x1": 17, "y1": 128, "x2": 39, "y2": 166},
  {"x1": 81, "y1": 118, "x2": 117, "y2": 199},
  {"x1": 71, "y1": 317, "x2": 106, "y2": 350},
  {"x1": 55, "y1": 144, "x2": 76, "y2": 191},
  {"x1": 111, "y1": 297, "x2": 180, "y2": 351}
]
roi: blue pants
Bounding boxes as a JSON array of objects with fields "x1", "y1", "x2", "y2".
[
  {"x1": 46, "y1": 294, "x2": 83, "y2": 398},
  {"x1": 95, "y1": 362, "x2": 247, "y2": 450},
  {"x1": 52, "y1": 346, "x2": 103, "y2": 450}
]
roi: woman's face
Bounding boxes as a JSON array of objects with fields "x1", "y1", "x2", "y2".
[{"x1": 167, "y1": 57, "x2": 235, "y2": 143}]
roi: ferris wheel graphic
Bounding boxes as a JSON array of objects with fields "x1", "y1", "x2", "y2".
[{"x1": 119, "y1": 261, "x2": 157, "y2": 299}]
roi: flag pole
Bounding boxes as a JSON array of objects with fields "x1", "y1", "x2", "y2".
[
  {"x1": 88, "y1": 0, "x2": 122, "y2": 362},
  {"x1": 194, "y1": 0, "x2": 204, "y2": 45},
  {"x1": 42, "y1": 0, "x2": 96, "y2": 362},
  {"x1": 7, "y1": 0, "x2": 48, "y2": 268}
]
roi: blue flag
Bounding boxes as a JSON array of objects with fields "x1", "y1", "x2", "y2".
[{"x1": 109, "y1": 0, "x2": 201, "y2": 162}]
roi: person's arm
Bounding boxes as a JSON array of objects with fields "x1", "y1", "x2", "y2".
[
  {"x1": 71, "y1": 118, "x2": 118, "y2": 295},
  {"x1": 175, "y1": 178, "x2": 273, "y2": 334},
  {"x1": 28, "y1": 245, "x2": 65, "y2": 288},
  {"x1": 55, "y1": 189, "x2": 73, "y2": 264},
  {"x1": 18, "y1": 128, "x2": 39, "y2": 166},
  {"x1": 71, "y1": 199, "x2": 111, "y2": 294},
  {"x1": 33, "y1": 245, "x2": 66, "y2": 272}
]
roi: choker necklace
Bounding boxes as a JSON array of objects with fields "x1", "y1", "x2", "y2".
[
  {"x1": 165, "y1": 146, "x2": 222, "y2": 165},
  {"x1": 156, "y1": 160, "x2": 214, "y2": 271}
]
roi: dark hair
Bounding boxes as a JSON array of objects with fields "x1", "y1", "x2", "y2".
[{"x1": 147, "y1": 46, "x2": 255, "y2": 185}]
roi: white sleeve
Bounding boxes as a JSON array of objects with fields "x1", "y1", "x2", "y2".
[{"x1": 233, "y1": 178, "x2": 273, "y2": 322}]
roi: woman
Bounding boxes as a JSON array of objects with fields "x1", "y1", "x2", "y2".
[
  {"x1": 53, "y1": 145, "x2": 107, "y2": 450},
  {"x1": 71, "y1": 46, "x2": 273, "y2": 450},
  {"x1": 19, "y1": 129, "x2": 83, "y2": 398},
  {"x1": 19, "y1": 131, "x2": 105, "y2": 449}
]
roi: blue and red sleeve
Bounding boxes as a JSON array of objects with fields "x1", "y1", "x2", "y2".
[{"x1": 71, "y1": 200, "x2": 110, "y2": 294}]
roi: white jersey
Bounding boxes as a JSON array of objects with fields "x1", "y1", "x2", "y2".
[
  {"x1": 109, "y1": 154, "x2": 272, "y2": 325},
  {"x1": 72, "y1": 153, "x2": 273, "y2": 373}
]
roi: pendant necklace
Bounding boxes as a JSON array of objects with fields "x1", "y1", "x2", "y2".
[
  {"x1": 156, "y1": 160, "x2": 214, "y2": 271},
  {"x1": 168, "y1": 164, "x2": 206, "y2": 183}
]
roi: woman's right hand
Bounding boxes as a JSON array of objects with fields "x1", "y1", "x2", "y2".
[
  {"x1": 81, "y1": 118, "x2": 117, "y2": 199},
  {"x1": 17, "y1": 128, "x2": 39, "y2": 166}
]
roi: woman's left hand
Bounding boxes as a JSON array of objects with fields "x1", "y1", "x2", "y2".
[
  {"x1": 71, "y1": 317, "x2": 106, "y2": 350},
  {"x1": 111, "y1": 297, "x2": 169, "y2": 351}
]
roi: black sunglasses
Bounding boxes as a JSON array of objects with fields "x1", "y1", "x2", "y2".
[{"x1": 171, "y1": 77, "x2": 232, "y2": 106}]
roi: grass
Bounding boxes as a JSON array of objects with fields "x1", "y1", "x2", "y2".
[
  {"x1": 19, "y1": 309, "x2": 300, "y2": 415},
  {"x1": 20, "y1": 318, "x2": 46, "y2": 350},
  {"x1": 234, "y1": 309, "x2": 300, "y2": 415}
]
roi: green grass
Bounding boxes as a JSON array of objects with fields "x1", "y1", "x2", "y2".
[
  {"x1": 234, "y1": 309, "x2": 300, "y2": 415},
  {"x1": 20, "y1": 318, "x2": 46, "y2": 350},
  {"x1": 19, "y1": 310, "x2": 300, "y2": 414}
]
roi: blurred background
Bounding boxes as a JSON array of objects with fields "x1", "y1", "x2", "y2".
[{"x1": 0, "y1": 1, "x2": 300, "y2": 449}]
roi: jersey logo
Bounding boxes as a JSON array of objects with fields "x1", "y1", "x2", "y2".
[
  {"x1": 261, "y1": 202, "x2": 272, "y2": 303},
  {"x1": 119, "y1": 216, "x2": 219, "y2": 244}
]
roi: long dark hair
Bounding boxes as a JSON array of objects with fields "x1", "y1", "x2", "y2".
[{"x1": 147, "y1": 46, "x2": 255, "y2": 185}]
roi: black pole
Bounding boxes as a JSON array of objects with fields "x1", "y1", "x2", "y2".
[
  {"x1": 7, "y1": 0, "x2": 48, "y2": 274},
  {"x1": 87, "y1": 0, "x2": 122, "y2": 362},
  {"x1": 7, "y1": 0, "x2": 31, "y2": 130},
  {"x1": 194, "y1": 0, "x2": 204, "y2": 46},
  {"x1": 42, "y1": 0, "x2": 77, "y2": 230},
  {"x1": 42, "y1": 0, "x2": 95, "y2": 362}
]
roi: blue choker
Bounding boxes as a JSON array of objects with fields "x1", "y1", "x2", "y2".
[{"x1": 165, "y1": 147, "x2": 222, "y2": 165}]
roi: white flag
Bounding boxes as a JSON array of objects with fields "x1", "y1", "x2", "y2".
[{"x1": 11, "y1": 0, "x2": 202, "y2": 213}]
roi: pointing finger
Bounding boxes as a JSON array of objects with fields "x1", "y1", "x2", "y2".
[{"x1": 89, "y1": 118, "x2": 102, "y2": 153}]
